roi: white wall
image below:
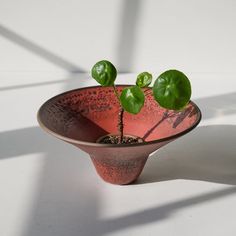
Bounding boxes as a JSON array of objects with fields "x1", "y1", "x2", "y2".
[{"x1": 0, "y1": 0, "x2": 235, "y2": 74}]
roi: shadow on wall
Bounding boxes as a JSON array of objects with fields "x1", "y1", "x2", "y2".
[
  {"x1": 0, "y1": 1, "x2": 142, "y2": 74},
  {"x1": 116, "y1": 0, "x2": 142, "y2": 72},
  {"x1": 0, "y1": 24, "x2": 85, "y2": 73}
]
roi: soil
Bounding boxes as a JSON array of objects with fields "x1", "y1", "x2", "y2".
[{"x1": 97, "y1": 134, "x2": 144, "y2": 145}]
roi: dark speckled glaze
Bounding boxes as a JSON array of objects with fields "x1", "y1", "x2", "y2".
[{"x1": 37, "y1": 85, "x2": 201, "y2": 185}]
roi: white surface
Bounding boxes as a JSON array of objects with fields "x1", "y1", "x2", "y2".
[{"x1": 0, "y1": 72, "x2": 236, "y2": 236}]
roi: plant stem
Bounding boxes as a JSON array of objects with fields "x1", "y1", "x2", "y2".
[
  {"x1": 118, "y1": 106, "x2": 124, "y2": 143},
  {"x1": 112, "y1": 85, "x2": 124, "y2": 144},
  {"x1": 113, "y1": 85, "x2": 120, "y2": 101}
]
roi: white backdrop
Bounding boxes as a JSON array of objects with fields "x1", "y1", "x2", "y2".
[{"x1": 0, "y1": 0, "x2": 235, "y2": 74}]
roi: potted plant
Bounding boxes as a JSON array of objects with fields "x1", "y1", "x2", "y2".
[
  {"x1": 37, "y1": 60, "x2": 201, "y2": 185},
  {"x1": 91, "y1": 60, "x2": 192, "y2": 145}
]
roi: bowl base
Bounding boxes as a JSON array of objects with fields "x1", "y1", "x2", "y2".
[{"x1": 90, "y1": 155, "x2": 148, "y2": 185}]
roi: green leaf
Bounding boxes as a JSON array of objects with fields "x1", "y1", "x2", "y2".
[
  {"x1": 91, "y1": 60, "x2": 117, "y2": 86},
  {"x1": 153, "y1": 70, "x2": 191, "y2": 110},
  {"x1": 136, "y1": 72, "x2": 152, "y2": 88},
  {"x1": 120, "y1": 86, "x2": 145, "y2": 114}
]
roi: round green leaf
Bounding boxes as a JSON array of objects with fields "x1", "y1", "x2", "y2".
[
  {"x1": 120, "y1": 86, "x2": 145, "y2": 114},
  {"x1": 153, "y1": 70, "x2": 191, "y2": 110},
  {"x1": 136, "y1": 72, "x2": 152, "y2": 88},
  {"x1": 91, "y1": 60, "x2": 117, "y2": 86}
]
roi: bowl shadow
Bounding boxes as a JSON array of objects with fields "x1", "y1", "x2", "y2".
[{"x1": 137, "y1": 125, "x2": 236, "y2": 185}]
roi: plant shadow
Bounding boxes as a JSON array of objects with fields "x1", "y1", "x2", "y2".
[{"x1": 137, "y1": 125, "x2": 236, "y2": 185}]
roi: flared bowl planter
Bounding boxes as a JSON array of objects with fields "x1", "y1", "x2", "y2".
[{"x1": 37, "y1": 85, "x2": 201, "y2": 185}]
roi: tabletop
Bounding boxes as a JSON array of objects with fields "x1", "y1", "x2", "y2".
[{"x1": 0, "y1": 72, "x2": 236, "y2": 236}]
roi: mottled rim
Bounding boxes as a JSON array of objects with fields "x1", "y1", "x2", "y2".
[{"x1": 37, "y1": 85, "x2": 202, "y2": 148}]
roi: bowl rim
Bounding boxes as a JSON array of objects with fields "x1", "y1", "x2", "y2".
[{"x1": 37, "y1": 85, "x2": 202, "y2": 148}]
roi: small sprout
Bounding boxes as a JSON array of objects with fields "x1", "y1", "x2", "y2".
[
  {"x1": 120, "y1": 86, "x2": 145, "y2": 114},
  {"x1": 153, "y1": 70, "x2": 191, "y2": 110},
  {"x1": 91, "y1": 60, "x2": 117, "y2": 86},
  {"x1": 136, "y1": 72, "x2": 152, "y2": 88}
]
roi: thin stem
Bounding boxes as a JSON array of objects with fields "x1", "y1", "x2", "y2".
[
  {"x1": 113, "y1": 85, "x2": 120, "y2": 101},
  {"x1": 118, "y1": 107, "x2": 124, "y2": 143},
  {"x1": 112, "y1": 85, "x2": 124, "y2": 144}
]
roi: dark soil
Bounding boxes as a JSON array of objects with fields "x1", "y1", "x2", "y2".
[{"x1": 97, "y1": 134, "x2": 144, "y2": 144}]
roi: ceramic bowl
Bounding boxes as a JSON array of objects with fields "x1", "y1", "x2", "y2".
[{"x1": 37, "y1": 85, "x2": 201, "y2": 184}]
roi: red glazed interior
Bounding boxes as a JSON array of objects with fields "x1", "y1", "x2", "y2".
[{"x1": 38, "y1": 85, "x2": 201, "y2": 146}]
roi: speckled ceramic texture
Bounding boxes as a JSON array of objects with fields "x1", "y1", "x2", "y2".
[{"x1": 37, "y1": 85, "x2": 201, "y2": 184}]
